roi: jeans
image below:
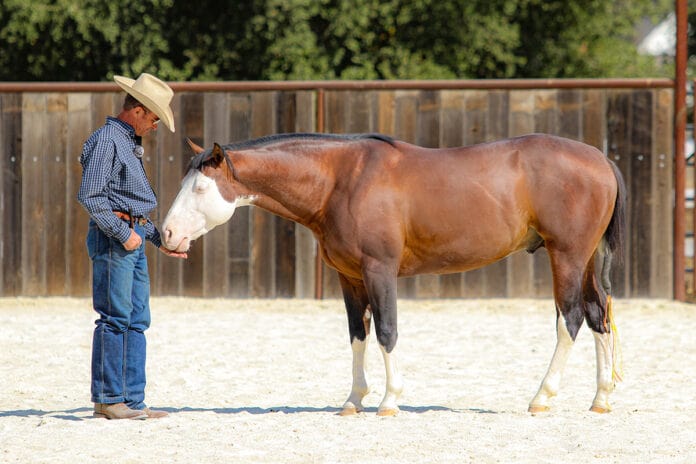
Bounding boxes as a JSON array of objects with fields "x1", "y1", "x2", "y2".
[{"x1": 86, "y1": 219, "x2": 151, "y2": 410}]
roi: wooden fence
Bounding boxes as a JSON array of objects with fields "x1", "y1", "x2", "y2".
[{"x1": 0, "y1": 81, "x2": 675, "y2": 298}]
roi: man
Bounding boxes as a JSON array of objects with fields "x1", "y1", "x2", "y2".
[{"x1": 78, "y1": 73, "x2": 187, "y2": 420}]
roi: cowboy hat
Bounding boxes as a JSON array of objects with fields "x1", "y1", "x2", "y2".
[{"x1": 114, "y1": 73, "x2": 175, "y2": 132}]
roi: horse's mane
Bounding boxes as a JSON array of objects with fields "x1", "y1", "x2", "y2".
[{"x1": 188, "y1": 132, "x2": 396, "y2": 170}]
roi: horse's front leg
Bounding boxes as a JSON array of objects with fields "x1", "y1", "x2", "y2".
[
  {"x1": 338, "y1": 274, "x2": 372, "y2": 416},
  {"x1": 377, "y1": 340, "x2": 403, "y2": 416},
  {"x1": 363, "y1": 264, "x2": 403, "y2": 416},
  {"x1": 340, "y1": 331, "x2": 370, "y2": 415}
]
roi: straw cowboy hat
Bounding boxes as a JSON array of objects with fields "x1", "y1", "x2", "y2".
[{"x1": 114, "y1": 73, "x2": 175, "y2": 132}]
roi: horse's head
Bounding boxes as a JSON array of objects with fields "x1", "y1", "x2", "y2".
[{"x1": 161, "y1": 139, "x2": 255, "y2": 252}]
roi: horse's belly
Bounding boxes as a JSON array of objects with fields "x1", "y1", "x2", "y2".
[
  {"x1": 398, "y1": 250, "x2": 509, "y2": 277},
  {"x1": 399, "y1": 225, "x2": 536, "y2": 277}
]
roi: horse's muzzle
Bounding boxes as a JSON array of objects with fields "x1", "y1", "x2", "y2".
[{"x1": 162, "y1": 228, "x2": 191, "y2": 252}]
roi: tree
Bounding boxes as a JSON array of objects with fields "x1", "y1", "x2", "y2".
[{"x1": 0, "y1": 0, "x2": 675, "y2": 81}]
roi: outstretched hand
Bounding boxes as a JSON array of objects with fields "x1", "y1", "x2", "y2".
[{"x1": 159, "y1": 246, "x2": 188, "y2": 259}]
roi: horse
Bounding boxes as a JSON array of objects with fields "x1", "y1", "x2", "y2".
[{"x1": 160, "y1": 132, "x2": 626, "y2": 416}]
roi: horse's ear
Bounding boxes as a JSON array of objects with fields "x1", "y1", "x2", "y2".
[
  {"x1": 186, "y1": 138, "x2": 205, "y2": 154},
  {"x1": 211, "y1": 143, "x2": 226, "y2": 166}
]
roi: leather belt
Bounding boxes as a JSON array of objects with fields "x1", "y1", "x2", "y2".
[{"x1": 113, "y1": 211, "x2": 148, "y2": 227}]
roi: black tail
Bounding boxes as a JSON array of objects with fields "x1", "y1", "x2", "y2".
[
  {"x1": 605, "y1": 161, "x2": 626, "y2": 265},
  {"x1": 598, "y1": 161, "x2": 626, "y2": 295}
]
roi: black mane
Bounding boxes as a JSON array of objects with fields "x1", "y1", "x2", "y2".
[{"x1": 188, "y1": 132, "x2": 396, "y2": 170}]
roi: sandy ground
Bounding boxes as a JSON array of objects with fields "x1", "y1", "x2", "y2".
[{"x1": 0, "y1": 297, "x2": 695, "y2": 463}]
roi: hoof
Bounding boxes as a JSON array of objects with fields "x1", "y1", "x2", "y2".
[
  {"x1": 528, "y1": 404, "x2": 550, "y2": 415},
  {"x1": 589, "y1": 404, "x2": 611, "y2": 414},
  {"x1": 376, "y1": 408, "x2": 399, "y2": 417},
  {"x1": 338, "y1": 406, "x2": 359, "y2": 416}
]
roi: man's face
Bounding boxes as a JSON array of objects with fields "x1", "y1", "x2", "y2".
[{"x1": 133, "y1": 106, "x2": 160, "y2": 136}]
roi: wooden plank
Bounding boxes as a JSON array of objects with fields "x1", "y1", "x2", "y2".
[
  {"x1": 482, "y1": 90, "x2": 510, "y2": 297},
  {"x1": 227, "y1": 93, "x2": 252, "y2": 297},
  {"x1": 605, "y1": 90, "x2": 632, "y2": 297},
  {"x1": 393, "y1": 91, "x2": 419, "y2": 297},
  {"x1": 21, "y1": 93, "x2": 47, "y2": 294},
  {"x1": 138, "y1": 96, "x2": 161, "y2": 292},
  {"x1": 414, "y1": 90, "x2": 440, "y2": 298},
  {"x1": 203, "y1": 92, "x2": 231, "y2": 296},
  {"x1": 177, "y1": 92, "x2": 206, "y2": 297},
  {"x1": 74, "y1": 93, "x2": 117, "y2": 297},
  {"x1": 459, "y1": 90, "x2": 489, "y2": 297},
  {"x1": 65, "y1": 93, "x2": 92, "y2": 297},
  {"x1": 375, "y1": 91, "x2": 416, "y2": 298},
  {"x1": 326, "y1": 90, "x2": 379, "y2": 298},
  {"x1": 274, "y1": 215, "x2": 296, "y2": 297},
  {"x1": 628, "y1": 90, "x2": 653, "y2": 297},
  {"x1": 346, "y1": 90, "x2": 373, "y2": 132},
  {"x1": 324, "y1": 90, "x2": 348, "y2": 134},
  {"x1": 582, "y1": 89, "x2": 606, "y2": 151},
  {"x1": 274, "y1": 92, "x2": 298, "y2": 296},
  {"x1": 295, "y1": 224, "x2": 316, "y2": 298},
  {"x1": 45, "y1": 93, "x2": 68, "y2": 295},
  {"x1": 321, "y1": 91, "x2": 370, "y2": 298},
  {"x1": 531, "y1": 90, "x2": 558, "y2": 298},
  {"x1": 320, "y1": 91, "x2": 348, "y2": 298},
  {"x1": 251, "y1": 207, "x2": 275, "y2": 297},
  {"x1": 294, "y1": 91, "x2": 317, "y2": 298},
  {"x1": 506, "y1": 91, "x2": 535, "y2": 297},
  {"x1": 558, "y1": 89, "x2": 582, "y2": 140},
  {"x1": 294, "y1": 91, "x2": 315, "y2": 133},
  {"x1": 0, "y1": 94, "x2": 22, "y2": 295},
  {"x1": 91, "y1": 93, "x2": 115, "y2": 129},
  {"x1": 376, "y1": 91, "x2": 396, "y2": 136},
  {"x1": 153, "y1": 93, "x2": 184, "y2": 295},
  {"x1": 249, "y1": 91, "x2": 276, "y2": 297},
  {"x1": 438, "y1": 90, "x2": 465, "y2": 297},
  {"x1": 394, "y1": 91, "x2": 418, "y2": 144},
  {"x1": 650, "y1": 89, "x2": 673, "y2": 297}
]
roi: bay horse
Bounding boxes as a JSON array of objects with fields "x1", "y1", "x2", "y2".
[{"x1": 161, "y1": 132, "x2": 626, "y2": 415}]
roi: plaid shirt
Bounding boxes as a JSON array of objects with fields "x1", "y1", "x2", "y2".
[{"x1": 77, "y1": 117, "x2": 162, "y2": 247}]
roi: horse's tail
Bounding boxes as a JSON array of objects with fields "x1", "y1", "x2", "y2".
[
  {"x1": 604, "y1": 160, "x2": 627, "y2": 266},
  {"x1": 598, "y1": 160, "x2": 626, "y2": 383},
  {"x1": 598, "y1": 161, "x2": 627, "y2": 295}
]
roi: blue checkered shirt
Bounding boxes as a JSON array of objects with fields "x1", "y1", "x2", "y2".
[{"x1": 77, "y1": 116, "x2": 162, "y2": 247}]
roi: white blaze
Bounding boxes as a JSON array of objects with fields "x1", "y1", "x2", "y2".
[{"x1": 161, "y1": 170, "x2": 255, "y2": 251}]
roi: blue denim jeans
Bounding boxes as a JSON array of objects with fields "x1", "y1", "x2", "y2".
[{"x1": 86, "y1": 220, "x2": 151, "y2": 410}]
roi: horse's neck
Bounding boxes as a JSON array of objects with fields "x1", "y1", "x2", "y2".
[{"x1": 237, "y1": 149, "x2": 330, "y2": 226}]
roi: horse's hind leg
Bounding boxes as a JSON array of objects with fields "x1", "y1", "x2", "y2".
[
  {"x1": 581, "y1": 259, "x2": 616, "y2": 413},
  {"x1": 337, "y1": 273, "x2": 372, "y2": 416},
  {"x1": 528, "y1": 299, "x2": 581, "y2": 413},
  {"x1": 529, "y1": 258, "x2": 586, "y2": 413},
  {"x1": 529, "y1": 253, "x2": 617, "y2": 414}
]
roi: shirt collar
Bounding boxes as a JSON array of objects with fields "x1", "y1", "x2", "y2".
[{"x1": 106, "y1": 116, "x2": 136, "y2": 139}]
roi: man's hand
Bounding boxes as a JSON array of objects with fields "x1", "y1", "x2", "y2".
[
  {"x1": 159, "y1": 246, "x2": 188, "y2": 259},
  {"x1": 123, "y1": 229, "x2": 142, "y2": 250}
]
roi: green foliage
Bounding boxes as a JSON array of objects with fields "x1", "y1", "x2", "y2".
[{"x1": 0, "y1": 0, "x2": 676, "y2": 81}]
